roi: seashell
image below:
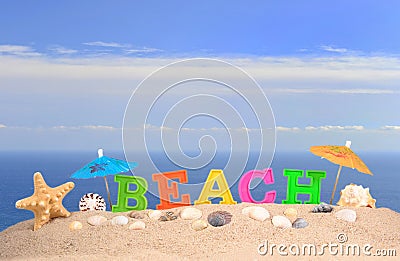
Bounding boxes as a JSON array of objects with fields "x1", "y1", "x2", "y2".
[
  {"x1": 191, "y1": 220, "x2": 208, "y2": 231},
  {"x1": 87, "y1": 215, "x2": 107, "y2": 226},
  {"x1": 129, "y1": 211, "x2": 145, "y2": 219},
  {"x1": 241, "y1": 206, "x2": 257, "y2": 216},
  {"x1": 312, "y1": 202, "x2": 333, "y2": 213},
  {"x1": 69, "y1": 221, "x2": 83, "y2": 231},
  {"x1": 292, "y1": 218, "x2": 308, "y2": 229},
  {"x1": 111, "y1": 215, "x2": 129, "y2": 226},
  {"x1": 207, "y1": 211, "x2": 232, "y2": 227},
  {"x1": 248, "y1": 207, "x2": 270, "y2": 221},
  {"x1": 159, "y1": 211, "x2": 178, "y2": 222},
  {"x1": 148, "y1": 210, "x2": 163, "y2": 220},
  {"x1": 180, "y1": 207, "x2": 202, "y2": 220},
  {"x1": 129, "y1": 221, "x2": 146, "y2": 230},
  {"x1": 79, "y1": 193, "x2": 106, "y2": 211},
  {"x1": 335, "y1": 209, "x2": 356, "y2": 222},
  {"x1": 284, "y1": 208, "x2": 298, "y2": 220},
  {"x1": 272, "y1": 215, "x2": 292, "y2": 229},
  {"x1": 337, "y1": 184, "x2": 376, "y2": 208}
]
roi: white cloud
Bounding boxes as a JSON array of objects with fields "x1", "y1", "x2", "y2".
[
  {"x1": 144, "y1": 124, "x2": 173, "y2": 131},
  {"x1": 276, "y1": 126, "x2": 300, "y2": 132},
  {"x1": 305, "y1": 125, "x2": 364, "y2": 131},
  {"x1": 320, "y1": 45, "x2": 349, "y2": 53},
  {"x1": 83, "y1": 41, "x2": 129, "y2": 48},
  {"x1": 52, "y1": 125, "x2": 118, "y2": 131},
  {"x1": 125, "y1": 47, "x2": 162, "y2": 54},
  {"x1": 0, "y1": 124, "x2": 6, "y2": 128},
  {"x1": 0, "y1": 44, "x2": 41, "y2": 56},
  {"x1": 269, "y1": 88, "x2": 398, "y2": 95},
  {"x1": 381, "y1": 125, "x2": 400, "y2": 131},
  {"x1": 49, "y1": 46, "x2": 78, "y2": 55}
]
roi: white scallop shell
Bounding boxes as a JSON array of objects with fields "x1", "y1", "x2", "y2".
[
  {"x1": 69, "y1": 221, "x2": 83, "y2": 231},
  {"x1": 248, "y1": 207, "x2": 270, "y2": 221},
  {"x1": 335, "y1": 209, "x2": 357, "y2": 222},
  {"x1": 180, "y1": 207, "x2": 202, "y2": 220},
  {"x1": 272, "y1": 215, "x2": 292, "y2": 229},
  {"x1": 337, "y1": 184, "x2": 376, "y2": 208},
  {"x1": 191, "y1": 220, "x2": 208, "y2": 231},
  {"x1": 148, "y1": 210, "x2": 163, "y2": 220},
  {"x1": 111, "y1": 215, "x2": 129, "y2": 226},
  {"x1": 129, "y1": 221, "x2": 146, "y2": 230},
  {"x1": 87, "y1": 215, "x2": 107, "y2": 226}
]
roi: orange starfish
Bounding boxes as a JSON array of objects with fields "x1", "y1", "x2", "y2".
[{"x1": 15, "y1": 172, "x2": 75, "y2": 231}]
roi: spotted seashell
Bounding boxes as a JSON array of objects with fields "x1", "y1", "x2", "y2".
[
  {"x1": 69, "y1": 221, "x2": 83, "y2": 231},
  {"x1": 180, "y1": 207, "x2": 202, "y2": 220},
  {"x1": 335, "y1": 209, "x2": 357, "y2": 222},
  {"x1": 272, "y1": 215, "x2": 292, "y2": 229},
  {"x1": 148, "y1": 210, "x2": 163, "y2": 220},
  {"x1": 248, "y1": 207, "x2": 270, "y2": 221},
  {"x1": 191, "y1": 220, "x2": 208, "y2": 231},
  {"x1": 292, "y1": 218, "x2": 308, "y2": 229},
  {"x1": 111, "y1": 215, "x2": 129, "y2": 226},
  {"x1": 159, "y1": 211, "x2": 178, "y2": 221},
  {"x1": 284, "y1": 208, "x2": 298, "y2": 220},
  {"x1": 129, "y1": 221, "x2": 146, "y2": 230},
  {"x1": 312, "y1": 202, "x2": 333, "y2": 213},
  {"x1": 207, "y1": 211, "x2": 232, "y2": 227},
  {"x1": 87, "y1": 215, "x2": 107, "y2": 226},
  {"x1": 129, "y1": 211, "x2": 145, "y2": 219},
  {"x1": 337, "y1": 184, "x2": 376, "y2": 208},
  {"x1": 79, "y1": 193, "x2": 106, "y2": 211}
]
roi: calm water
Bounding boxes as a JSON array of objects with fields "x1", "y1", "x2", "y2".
[{"x1": 0, "y1": 150, "x2": 399, "y2": 231}]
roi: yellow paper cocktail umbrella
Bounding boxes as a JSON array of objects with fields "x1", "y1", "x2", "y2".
[{"x1": 310, "y1": 141, "x2": 372, "y2": 204}]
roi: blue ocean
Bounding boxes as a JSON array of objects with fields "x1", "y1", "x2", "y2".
[{"x1": 1, "y1": 151, "x2": 399, "y2": 232}]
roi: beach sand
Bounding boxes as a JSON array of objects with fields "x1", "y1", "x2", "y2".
[{"x1": 1, "y1": 203, "x2": 399, "y2": 260}]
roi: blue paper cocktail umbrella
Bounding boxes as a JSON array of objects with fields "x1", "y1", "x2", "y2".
[{"x1": 71, "y1": 149, "x2": 138, "y2": 210}]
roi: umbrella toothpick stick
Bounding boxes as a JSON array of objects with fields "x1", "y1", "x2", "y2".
[
  {"x1": 330, "y1": 165, "x2": 343, "y2": 204},
  {"x1": 103, "y1": 176, "x2": 112, "y2": 211}
]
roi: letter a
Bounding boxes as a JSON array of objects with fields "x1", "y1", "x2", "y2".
[{"x1": 194, "y1": 169, "x2": 237, "y2": 205}]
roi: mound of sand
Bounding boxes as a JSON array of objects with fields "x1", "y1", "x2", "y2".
[{"x1": 1, "y1": 203, "x2": 399, "y2": 260}]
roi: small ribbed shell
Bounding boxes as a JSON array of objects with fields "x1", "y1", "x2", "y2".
[
  {"x1": 79, "y1": 193, "x2": 106, "y2": 211},
  {"x1": 207, "y1": 211, "x2": 232, "y2": 227}
]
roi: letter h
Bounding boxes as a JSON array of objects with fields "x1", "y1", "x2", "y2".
[{"x1": 282, "y1": 169, "x2": 326, "y2": 204}]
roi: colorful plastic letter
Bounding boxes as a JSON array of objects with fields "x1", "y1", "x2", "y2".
[
  {"x1": 194, "y1": 169, "x2": 237, "y2": 205},
  {"x1": 238, "y1": 168, "x2": 276, "y2": 203},
  {"x1": 112, "y1": 174, "x2": 148, "y2": 212},
  {"x1": 152, "y1": 170, "x2": 191, "y2": 210},
  {"x1": 282, "y1": 169, "x2": 326, "y2": 204}
]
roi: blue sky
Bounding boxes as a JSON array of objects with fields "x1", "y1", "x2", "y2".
[{"x1": 0, "y1": 1, "x2": 399, "y2": 152}]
